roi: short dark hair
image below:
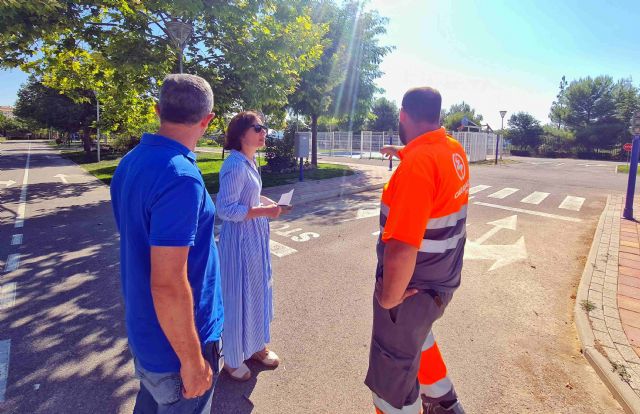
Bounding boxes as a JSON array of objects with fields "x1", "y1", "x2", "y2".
[
  {"x1": 224, "y1": 111, "x2": 263, "y2": 151},
  {"x1": 401, "y1": 87, "x2": 442, "y2": 124},
  {"x1": 158, "y1": 74, "x2": 214, "y2": 124}
]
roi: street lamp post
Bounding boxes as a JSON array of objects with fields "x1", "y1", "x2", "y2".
[
  {"x1": 93, "y1": 90, "x2": 101, "y2": 162},
  {"x1": 166, "y1": 20, "x2": 193, "y2": 74},
  {"x1": 496, "y1": 110, "x2": 507, "y2": 165}
]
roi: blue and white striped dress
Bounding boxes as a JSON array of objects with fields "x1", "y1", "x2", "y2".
[{"x1": 216, "y1": 149, "x2": 273, "y2": 369}]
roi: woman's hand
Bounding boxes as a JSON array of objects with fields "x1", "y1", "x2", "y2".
[{"x1": 263, "y1": 205, "x2": 282, "y2": 219}]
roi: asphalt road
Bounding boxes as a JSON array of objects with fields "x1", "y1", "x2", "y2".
[{"x1": 0, "y1": 142, "x2": 631, "y2": 413}]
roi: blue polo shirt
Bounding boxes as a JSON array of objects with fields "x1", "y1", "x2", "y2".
[{"x1": 110, "y1": 133, "x2": 223, "y2": 373}]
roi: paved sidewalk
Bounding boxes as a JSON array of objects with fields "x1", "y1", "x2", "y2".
[{"x1": 577, "y1": 194, "x2": 640, "y2": 413}]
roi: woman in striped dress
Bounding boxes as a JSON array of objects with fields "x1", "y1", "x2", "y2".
[{"x1": 216, "y1": 111, "x2": 283, "y2": 381}]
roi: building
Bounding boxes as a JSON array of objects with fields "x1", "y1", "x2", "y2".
[{"x1": 0, "y1": 106, "x2": 15, "y2": 119}]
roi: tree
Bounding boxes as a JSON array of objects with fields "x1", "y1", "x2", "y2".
[
  {"x1": 14, "y1": 75, "x2": 95, "y2": 149},
  {"x1": 367, "y1": 97, "x2": 398, "y2": 131},
  {"x1": 563, "y1": 76, "x2": 624, "y2": 150},
  {"x1": 0, "y1": 1, "x2": 326, "y2": 135},
  {"x1": 506, "y1": 112, "x2": 543, "y2": 149},
  {"x1": 0, "y1": 113, "x2": 28, "y2": 138},
  {"x1": 613, "y1": 78, "x2": 640, "y2": 143},
  {"x1": 289, "y1": 1, "x2": 392, "y2": 165},
  {"x1": 442, "y1": 102, "x2": 483, "y2": 131},
  {"x1": 549, "y1": 75, "x2": 569, "y2": 129}
]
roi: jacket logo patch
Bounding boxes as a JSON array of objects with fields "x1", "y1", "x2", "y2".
[{"x1": 453, "y1": 153, "x2": 466, "y2": 180}]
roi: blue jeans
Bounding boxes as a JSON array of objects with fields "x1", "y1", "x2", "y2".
[{"x1": 132, "y1": 341, "x2": 222, "y2": 414}]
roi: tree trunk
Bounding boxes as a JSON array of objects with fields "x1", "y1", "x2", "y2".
[
  {"x1": 311, "y1": 113, "x2": 318, "y2": 166},
  {"x1": 82, "y1": 129, "x2": 92, "y2": 154}
]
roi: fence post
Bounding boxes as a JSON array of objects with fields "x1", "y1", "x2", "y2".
[{"x1": 330, "y1": 132, "x2": 334, "y2": 157}]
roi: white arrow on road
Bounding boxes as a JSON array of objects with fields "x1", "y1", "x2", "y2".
[
  {"x1": 464, "y1": 215, "x2": 528, "y2": 271},
  {"x1": 341, "y1": 202, "x2": 380, "y2": 222},
  {"x1": 0, "y1": 180, "x2": 15, "y2": 188},
  {"x1": 54, "y1": 174, "x2": 69, "y2": 184}
]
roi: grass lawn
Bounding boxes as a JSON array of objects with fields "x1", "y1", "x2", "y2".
[
  {"x1": 196, "y1": 139, "x2": 221, "y2": 148},
  {"x1": 617, "y1": 164, "x2": 640, "y2": 174},
  {"x1": 58, "y1": 149, "x2": 353, "y2": 193}
]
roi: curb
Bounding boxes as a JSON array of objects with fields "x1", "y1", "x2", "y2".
[{"x1": 575, "y1": 194, "x2": 640, "y2": 414}]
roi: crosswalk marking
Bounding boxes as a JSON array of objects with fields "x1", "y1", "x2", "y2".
[
  {"x1": 520, "y1": 191, "x2": 550, "y2": 205},
  {"x1": 474, "y1": 202, "x2": 582, "y2": 222},
  {"x1": 3, "y1": 254, "x2": 19, "y2": 273},
  {"x1": 269, "y1": 240, "x2": 297, "y2": 258},
  {"x1": 469, "y1": 185, "x2": 491, "y2": 195},
  {"x1": 0, "y1": 283, "x2": 16, "y2": 310},
  {"x1": 0, "y1": 339, "x2": 10, "y2": 402},
  {"x1": 470, "y1": 185, "x2": 586, "y2": 212},
  {"x1": 559, "y1": 196, "x2": 585, "y2": 211},
  {"x1": 488, "y1": 187, "x2": 519, "y2": 199}
]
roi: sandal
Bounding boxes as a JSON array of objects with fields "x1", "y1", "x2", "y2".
[
  {"x1": 224, "y1": 362, "x2": 251, "y2": 382},
  {"x1": 251, "y1": 349, "x2": 280, "y2": 368}
]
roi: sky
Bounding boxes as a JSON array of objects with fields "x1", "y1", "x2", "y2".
[{"x1": 1, "y1": 0, "x2": 639, "y2": 129}]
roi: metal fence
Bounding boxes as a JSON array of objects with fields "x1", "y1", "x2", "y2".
[{"x1": 294, "y1": 130, "x2": 507, "y2": 162}]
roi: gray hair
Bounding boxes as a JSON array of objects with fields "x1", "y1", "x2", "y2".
[{"x1": 158, "y1": 74, "x2": 214, "y2": 124}]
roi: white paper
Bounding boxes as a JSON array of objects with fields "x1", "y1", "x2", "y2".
[{"x1": 277, "y1": 189, "x2": 294, "y2": 206}]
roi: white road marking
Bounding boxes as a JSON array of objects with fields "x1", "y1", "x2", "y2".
[
  {"x1": 372, "y1": 230, "x2": 380, "y2": 236},
  {"x1": 10, "y1": 234, "x2": 22, "y2": 246},
  {"x1": 474, "y1": 202, "x2": 582, "y2": 222},
  {"x1": 520, "y1": 191, "x2": 550, "y2": 205},
  {"x1": 556, "y1": 163, "x2": 565, "y2": 166},
  {"x1": 0, "y1": 283, "x2": 16, "y2": 310},
  {"x1": 0, "y1": 339, "x2": 10, "y2": 402},
  {"x1": 488, "y1": 187, "x2": 519, "y2": 199},
  {"x1": 15, "y1": 143, "x2": 31, "y2": 229},
  {"x1": 559, "y1": 196, "x2": 585, "y2": 211},
  {"x1": 4, "y1": 254, "x2": 20, "y2": 273},
  {"x1": 469, "y1": 185, "x2": 491, "y2": 195},
  {"x1": 0, "y1": 180, "x2": 15, "y2": 188},
  {"x1": 269, "y1": 240, "x2": 297, "y2": 258},
  {"x1": 54, "y1": 174, "x2": 68, "y2": 184}
]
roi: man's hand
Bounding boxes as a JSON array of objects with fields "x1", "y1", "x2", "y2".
[
  {"x1": 181, "y1": 356, "x2": 213, "y2": 399},
  {"x1": 380, "y1": 145, "x2": 402, "y2": 159},
  {"x1": 374, "y1": 278, "x2": 418, "y2": 309}
]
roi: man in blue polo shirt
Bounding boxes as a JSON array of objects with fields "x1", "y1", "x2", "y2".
[{"x1": 111, "y1": 74, "x2": 223, "y2": 413}]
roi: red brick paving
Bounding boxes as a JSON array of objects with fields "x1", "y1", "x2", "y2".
[{"x1": 619, "y1": 216, "x2": 640, "y2": 359}]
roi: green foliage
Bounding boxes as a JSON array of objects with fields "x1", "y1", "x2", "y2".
[
  {"x1": 0, "y1": 0, "x2": 327, "y2": 135},
  {"x1": 0, "y1": 113, "x2": 28, "y2": 137},
  {"x1": 366, "y1": 97, "x2": 398, "y2": 131},
  {"x1": 549, "y1": 75, "x2": 569, "y2": 129},
  {"x1": 540, "y1": 125, "x2": 575, "y2": 152},
  {"x1": 506, "y1": 112, "x2": 543, "y2": 149},
  {"x1": 14, "y1": 75, "x2": 95, "y2": 133},
  {"x1": 547, "y1": 75, "x2": 640, "y2": 155},
  {"x1": 289, "y1": 1, "x2": 392, "y2": 164},
  {"x1": 442, "y1": 102, "x2": 483, "y2": 131},
  {"x1": 265, "y1": 123, "x2": 297, "y2": 172}
]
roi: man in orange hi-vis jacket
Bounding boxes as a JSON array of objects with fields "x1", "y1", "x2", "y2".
[{"x1": 365, "y1": 87, "x2": 468, "y2": 414}]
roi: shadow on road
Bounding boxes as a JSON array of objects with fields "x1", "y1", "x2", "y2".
[{"x1": 0, "y1": 198, "x2": 137, "y2": 414}]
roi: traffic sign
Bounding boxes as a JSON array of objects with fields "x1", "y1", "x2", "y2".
[{"x1": 624, "y1": 143, "x2": 633, "y2": 152}]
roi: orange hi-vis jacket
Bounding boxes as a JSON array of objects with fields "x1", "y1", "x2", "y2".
[{"x1": 376, "y1": 127, "x2": 469, "y2": 292}]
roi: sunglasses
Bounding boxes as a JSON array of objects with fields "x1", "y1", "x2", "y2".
[{"x1": 249, "y1": 124, "x2": 268, "y2": 133}]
